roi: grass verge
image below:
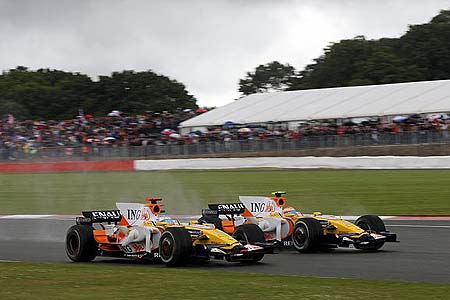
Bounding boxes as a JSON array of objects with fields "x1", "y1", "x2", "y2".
[
  {"x1": 1, "y1": 169, "x2": 450, "y2": 215},
  {"x1": 0, "y1": 262, "x2": 449, "y2": 300}
]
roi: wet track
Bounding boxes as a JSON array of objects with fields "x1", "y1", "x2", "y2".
[{"x1": 0, "y1": 219, "x2": 449, "y2": 283}]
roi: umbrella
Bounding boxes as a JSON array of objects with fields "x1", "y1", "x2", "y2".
[
  {"x1": 196, "y1": 108, "x2": 208, "y2": 113},
  {"x1": 183, "y1": 109, "x2": 192, "y2": 112},
  {"x1": 84, "y1": 114, "x2": 93, "y2": 119},
  {"x1": 220, "y1": 130, "x2": 231, "y2": 136},
  {"x1": 104, "y1": 137, "x2": 116, "y2": 141},
  {"x1": 351, "y1": 117, "x2": 369, "y2": 124},
  {"x1": 161, "y1": 129, "x2": 175, "y2": 135},
  {"x1": 238, "y1": 128, "x2": 251, "y2": 133},
  {"x1": 169, "y1": 133, "x2": 181, "y2": 139},
  {"x1": 223, "y1": 121, "x2": 234, "y2": 128},
  {"x1": 108, "y1": 110, "x2": 121, "y2": 117},
  {"x1": 392, "y1": 116, "x2": 408, "y2": 123}
]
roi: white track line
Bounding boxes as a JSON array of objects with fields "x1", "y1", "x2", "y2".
[{"x1": 0, "y1": 259, "x2": 23, "y2": 263}]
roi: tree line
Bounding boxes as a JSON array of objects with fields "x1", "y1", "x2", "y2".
[
  {"x1": 239, "y1": 9, "x2": 450, "y2": 95},
  {"x1": 0, "y1": 67, "x2": 198, "y2": 120}
]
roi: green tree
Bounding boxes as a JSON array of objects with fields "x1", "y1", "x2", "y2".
[
  {"x1": 0, "y1": 67, "x2": 198, "y2": 120},
  {"x1": 399, "y1": 9, "x2": 450, "y2": 80},
  {"x1": 94, "y1": 70, "x2": 197, "y2": 115},
  {"x1": 291, "y1": 36, "x2": 373, "y2": 90},
  {"x1": 238, "y1": 61, "x2": 297, "y2": 95}
]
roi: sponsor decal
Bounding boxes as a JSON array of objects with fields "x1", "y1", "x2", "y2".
[
  {"x1": 239, "y1": 196, "x2": 283, "y2": 217},
  {"x1": 283, "y1": 240, "x2": 293, "y2": 247},
  {"x1": 123, "y1": 242, "x2": 145, "y2": 253},
  {"x1": 91, "y1": 210, "x2": 121, "y2": 219},
  {"x1": 250, "y1": 201, "x2": 277, "y2": 213},
  {"x1": 131, "y1": 243, "x2": 145, "y2": 252},
  {"x1": 217, "y1": 203, "x2": 245, "y2": 211},
  {"x1": 83, "y1": 210, "x2": 122, "y2": 221},
  {"x1": 127, "y1": 209, "x2": 142, "y2": 221},
  {"x1": 264, "y1": 232, "x2": 275, "y2": 240},
  {"x1": 126, "y1": 208, "x2": 151, "y2": 221}
]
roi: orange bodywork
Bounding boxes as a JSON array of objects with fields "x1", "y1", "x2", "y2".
[
  {"x1": 93, "y1": 229, "x2": 124, "y2": 252},
  {"x1": 221, "y1": 220, "x2": 236, "y2": 234},
  {"x1": 271, "y1": 196, "x2": 286, "y2": 208}
]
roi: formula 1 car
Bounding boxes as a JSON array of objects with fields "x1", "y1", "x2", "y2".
[
  {"x1": 198, "y1": 192, "x2": 398, "y2": 252},
  {"x1": 65, "y1": 197, "x2": 273, "y2": 266}
]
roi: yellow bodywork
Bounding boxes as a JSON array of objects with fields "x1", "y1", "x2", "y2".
[
  {"x1": 285, "y1": 215, "x2": 366, "y2": 237},
  {"x1": 142, "y1": 221, "x2": 241, "y2": 249}
]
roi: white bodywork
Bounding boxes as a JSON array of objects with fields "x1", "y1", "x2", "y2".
[
  {"x1": 112, "y1": 203, "x2": 162, "y2": 254},
  {"x1": 239, "y1": 196, "x2": 291, "y2": 241}
]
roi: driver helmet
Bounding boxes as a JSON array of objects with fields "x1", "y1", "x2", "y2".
[
  {"x1": 283, "y1": 206, "x2": 297, "y2": 216},
  {"x1": 158, "y1": 215, "x2": 177, "y2": 224}
]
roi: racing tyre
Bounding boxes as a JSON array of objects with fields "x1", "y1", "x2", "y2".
[
  {"x1": 65, "y1": 225, "x2": 97, "y2": 262},
  {"x1": 355, "y1": 215, "x2": 386, "y2": 251},
  {"x1": 355, "y1": 215, "x2": 386, "y2": 232},
  {"x1": 292, "y1": 218, "x2": 323, "y2": 253},
  {"x1": 233, "y1": 224, "x2": 265, "y2": 262},
  {"x1": 198, "y1": 215, "x2": 223, "y2": 230},
  {"x1": 159, "y1": 227, "x2": 192, "y2": 267}
]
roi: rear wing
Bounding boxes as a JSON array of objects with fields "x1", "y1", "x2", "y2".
[
  {"x1": 77, "y1": 210, "x2": 122, "y2": 225},
  {"x1": 203, "y1": 203, "x2": 246, "y2": 216}
]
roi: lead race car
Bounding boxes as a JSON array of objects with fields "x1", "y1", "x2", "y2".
[
  {"x1": 199, "y1": 192, "x2": 398, "y2": 252},
  {"x1": 65, "y1": 197, "x2": 273, "y2": 266}
]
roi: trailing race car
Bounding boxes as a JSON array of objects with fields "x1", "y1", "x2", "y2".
[
  {"x1": 199, "y1": 192, "x2": 398, "y2": 252},
  {"x1": 65, "y1": 197, "x2": 272, "y2": 266}
]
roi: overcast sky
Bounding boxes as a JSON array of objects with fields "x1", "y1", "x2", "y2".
[{"x1": 0, "y1": 0, "x2": 448, "y2": 108}]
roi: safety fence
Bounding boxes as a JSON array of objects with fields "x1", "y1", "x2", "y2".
[{"x1": 1, "y1": 130, "x2": 450, "y2": 161}]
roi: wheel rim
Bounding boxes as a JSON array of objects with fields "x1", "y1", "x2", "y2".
[
  {"x1": 160, "y1": 235, "x2": 174, "y2": 260},
  {"x1": 293, "y1": 224, "x2": 307, "y2": 248}
]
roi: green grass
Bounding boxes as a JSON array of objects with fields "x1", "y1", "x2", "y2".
[
  {"x1": 0, "y1": 262, "x2": 448, "y2": 300},
  {"x1": 1, "y1": 169, "x2": 450, "y2": 215}
]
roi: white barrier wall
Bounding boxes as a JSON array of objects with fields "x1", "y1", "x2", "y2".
[{"x1": 134, "y1": 156, "x2": 450, "y2": 170}]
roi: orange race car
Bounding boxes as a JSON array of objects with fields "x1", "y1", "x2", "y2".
[{"x1": 65, "y1": 197, "x2": 273, "y2": 266}]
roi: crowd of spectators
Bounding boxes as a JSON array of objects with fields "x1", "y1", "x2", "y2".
[{"x1": 1, "y1": 109, "x2": 449, "y2": 160}]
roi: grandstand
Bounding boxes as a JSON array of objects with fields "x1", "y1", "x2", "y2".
[{"x1": 180, "y1": 79, "x2": 450, "y2": 132}]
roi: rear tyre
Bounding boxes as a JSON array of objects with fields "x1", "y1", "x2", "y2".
[
  {"x1": 292, "y1": 218, "x2": 323, "y2": 253},
  {"x1": 198, "y1": 215, "x2": 223, "y2": 230},
  {"x1": 159, "y1": 227, "x2": 192, "y2": 267},
  {"x1": 355, "y1": 215, "x2": 386, "y2": 251},
  {"x1": 233, "y1": 224, "x2": 265, "y2": 262},
  {"x1": 65, "y1": 225, "x2": 97, "y2": 262}
]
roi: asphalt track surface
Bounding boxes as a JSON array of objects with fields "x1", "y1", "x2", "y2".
[{"x1": 1, "y1": 219, "x2": 449, "y2": 283}]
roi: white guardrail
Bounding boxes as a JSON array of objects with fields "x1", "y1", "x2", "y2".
[{"x1": 134, "y1": 156, "x2": 450, "y2": 170}]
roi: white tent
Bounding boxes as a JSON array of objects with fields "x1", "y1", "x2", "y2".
[{"x1": 180, "y1": 79, "x2": 450, "y2": 130}]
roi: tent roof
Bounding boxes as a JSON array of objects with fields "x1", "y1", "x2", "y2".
[{"x1": 180, "y1": 79, "x2": 450, "y2": 128}]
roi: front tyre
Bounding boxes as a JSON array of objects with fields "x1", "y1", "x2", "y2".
[
  {"x1": 159, "y1": 227, "x2": 192, "y2": 267},
  {"x1": 292, "y1": 218, "x2": 323, "y2": 253},
  {"x1": 355, "y1": 215, "x2": 386, "y2": 232},
  {"x1": 355, "y1": 215, "x2": 386, "y2": 251},
  {"x1": 233, "y1": 224, "x2": 265, "y2": 262},
  {"x1": 65, "y1": 225, "x2": 97, "y2": 262}
]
